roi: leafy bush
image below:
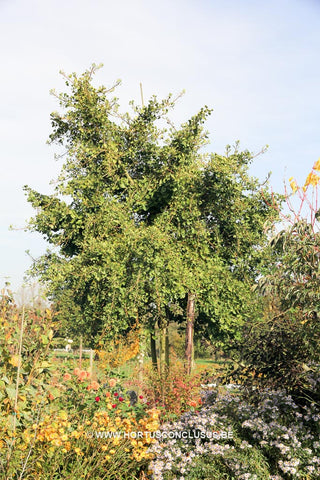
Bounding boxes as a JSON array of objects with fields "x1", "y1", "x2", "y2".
[{"x1": 228, "y1": 302, "x2": 320, "y2": 398}]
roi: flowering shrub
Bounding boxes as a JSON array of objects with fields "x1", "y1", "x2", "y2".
[
  {"x1": 216, "y1": 389, "x2": 320, "y2": 479},
  {"x1": 53, "y1": 368, "x2": 152, "y2": 423},
  {"x1": 16, "y1": 404, "x2": 160, "y2": 479},
  {"x1": 148, "y1": 403, "x2": 269, "y2": 479},
  {"x1": 0, "y1": 291, "x2": 160, "y2": 479},
  {"x1": 148, "y1": 387, "x2": 320, "y2": 479},
  {"x1": 2, "y1": 362, "x2": 160, "y2": 479}
]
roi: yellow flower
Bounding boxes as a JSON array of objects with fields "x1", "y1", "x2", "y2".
[
  {"x1": 9, "y1": 355, "x2": 19, "y2": 367},
  {"x1": 289, "y1": 179, "x2": 297, "y2": 193},
  {"x1": 64, "y1": 441, "x2": 71, "y2": 451},
  {"x1": 74, "y1": 447, "x2": 83, "y2": 456},
  {"x1": 109, "y1": 449, "x2": 115, "y2": 454},
  {"x1": 104, "y1": 455, "x2": 111, "y2": 461},
  {"x1": 304, "y1": 172, "x2": 320, "y2": 188},
  {"x1": 52, "y1": 438, "x2": 62, "y2": 447},
  {"x1": 313, "y1": 158, "x2": 320, "y2": 171}
]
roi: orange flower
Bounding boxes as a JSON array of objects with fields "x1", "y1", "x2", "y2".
[
  {"x1": 188, "y1": 400, "x2": 197, "y2": 407},
  {"x1": 73, "y1": 368, "x2": 81, "y2": 376},
  {"x1": 109, "y1": 378, "x2": 117, "y2": 388},
  {"x1": 85, "y1": 371, "x2": 91, "y2": 379},
  {"x1": 87, "y1": 381, "x2": 100, "y2": 391},
  {"x1": 63, "y1": 373, "x2": 72, "y2": 381},
  {"x1": 78, "y1": 370, "x2": 87, "y2": 381},
  {"x1": 106, "y1": 392, "x2": 111, "y2": 398}
]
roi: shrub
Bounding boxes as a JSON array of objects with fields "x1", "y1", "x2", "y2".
[{"x1": 134, "y1": 359, "x2": 204, "y2": 420}]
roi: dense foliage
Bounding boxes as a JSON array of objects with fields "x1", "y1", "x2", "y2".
[{"x1": 24, "y1": 65, "x2": 278, "y2": 358}]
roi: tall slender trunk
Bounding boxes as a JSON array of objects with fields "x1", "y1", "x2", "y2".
[
  {"x1": 165, "y1": 325, "x2": 170, "y2": 368},
  {"x1": 137, "y1": 329, "x2": 146, "y2": 395},
  {"x1": 159, "y1": 321, "x2": 166, "y2": 377},
  {"x1": 150, "y1": 330, "x2": 158, "y2": 371},
  {"x1": 185, "y1": 292, "x2": 195, "y2": 375},
  {"x1": 158, "y1": 319, "x2": 168, "y2": 405}
]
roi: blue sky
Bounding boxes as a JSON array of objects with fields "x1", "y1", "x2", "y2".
[{"x1": 1, "y1": 0, "x2": 320, "y2": 291}]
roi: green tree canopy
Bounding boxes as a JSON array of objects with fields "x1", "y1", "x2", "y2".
[{"x1": 25, "y1": 65, "x2": 279, "y2": 351}]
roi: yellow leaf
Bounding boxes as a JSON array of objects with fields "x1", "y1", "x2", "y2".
[{"x1": 9, "y1": 355, "x2": 19, "y2": 367}]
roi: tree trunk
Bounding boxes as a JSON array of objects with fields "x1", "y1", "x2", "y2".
[
  {"x1": 185, "y1": 292, "x2": 195, "y2": 375},
  {"x1": 150, "y1": 330, "x2": 158, "y2": 371},
  {"x1": 159, "y1": 322, "x2": 166, "y2": 377},
  {"x1": 165, "y1": 325, "x2": 170, "y2": 368}
]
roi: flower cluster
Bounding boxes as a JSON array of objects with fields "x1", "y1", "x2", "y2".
[
  {"x1": 148, "y1": 405, "x2": 235, "y2": 479},
  {"x1": 148, "y1": 387, "x2": 320, "y2": 479},
  {"x1": 214, "y1": 388, "x2": 320, "y2": 479},
  {"x1": 289, "y1": 157, "x2": 320, "y2": 194},
  {"x1": 29, "y1": 406, "x2": 159, "y2": 460}
]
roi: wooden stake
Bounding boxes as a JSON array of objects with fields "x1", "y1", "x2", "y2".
[
  {"x1": 13, "y1": 306, "x2": 25, "y2": 433},
  {"x1": 6, "y1": 306, "x2": 25, "y2": 469},
  {"x1": 140, "y1": 82, "x2": 144, "y2": 107}
]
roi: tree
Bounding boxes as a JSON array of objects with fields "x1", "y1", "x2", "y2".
[{"x1": 25, "y1": 65, "x2": 278, "y2": 373}]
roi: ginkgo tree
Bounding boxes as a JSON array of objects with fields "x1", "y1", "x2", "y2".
[{"x1": 24, "y1": 64, "x2": 278, "y2": 373}]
